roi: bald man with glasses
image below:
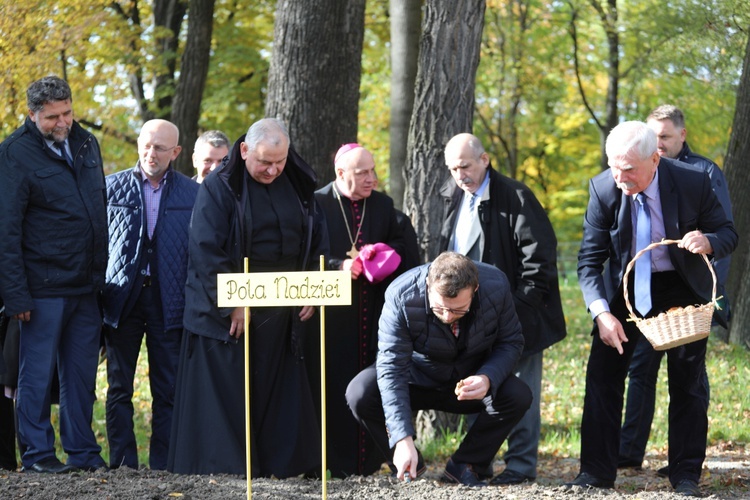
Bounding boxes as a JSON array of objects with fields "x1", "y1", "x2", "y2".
[{"x1": 102, "y1": 119, "x2": 199, "y2": 470}]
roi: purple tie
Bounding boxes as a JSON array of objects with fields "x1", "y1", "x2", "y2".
[{"x1": 634, "y1": 193, "x2": 652, "y2": 316}]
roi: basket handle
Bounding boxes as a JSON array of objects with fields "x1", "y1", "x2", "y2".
[{"x1": 622, "y1": 239, "x2": 717, "y2": 319}]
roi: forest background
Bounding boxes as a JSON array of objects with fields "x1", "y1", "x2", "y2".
[{"x1": 1, "y1": 0, "x2": 749, "y2": 341}]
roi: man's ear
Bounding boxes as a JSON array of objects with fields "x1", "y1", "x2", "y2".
[{"x1": 480, "y1": 152, "x2": 490, "y2": 168}]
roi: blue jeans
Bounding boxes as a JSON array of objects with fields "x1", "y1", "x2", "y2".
[{"x1": 16, "y1": 294, "x2": 105, "y2": 469}]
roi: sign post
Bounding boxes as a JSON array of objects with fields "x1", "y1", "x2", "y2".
[{"x1": 218, "y1": 260, "x2": 351, "y2": 500}]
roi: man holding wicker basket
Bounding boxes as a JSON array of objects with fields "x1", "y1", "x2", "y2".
[{"x1": 568, "y1": 121, "x2": 737, "y2": 497}]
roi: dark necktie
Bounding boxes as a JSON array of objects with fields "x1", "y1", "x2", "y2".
[
  {"x1": 634, "y1": 193, "x2": 652, "y2": 316},
  {"x1": 55, "y1": 141, "x2": 73, "y2": 167}
]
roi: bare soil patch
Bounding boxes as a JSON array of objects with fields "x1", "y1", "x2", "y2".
[{"x1": 1, "y1": 446, "x2": 747, "y2": 499}]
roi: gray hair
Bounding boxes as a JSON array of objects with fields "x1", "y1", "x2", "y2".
[
  {"x1": 647, "y1": 104, "x2": 686, "y2": 129},
  {"x1": 27, "y1": 76, "x2": 72, "y2": 113},
  {"x1": 245, "y1": 118, "x2": 289, "y2": 152},
  {"x1": 194, "y1": 129, "x2": 230, "y2": 150},
  {"x1": 427, "y1": 252, "x2": 479, "y2": 298},
  {"x1": 605, "y1": 121, "x2": 657, "y2": 165}
]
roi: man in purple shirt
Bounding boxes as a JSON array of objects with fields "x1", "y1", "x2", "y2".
[{"x1": 102, "y1": 119, "x2": 198, "y2": 469}]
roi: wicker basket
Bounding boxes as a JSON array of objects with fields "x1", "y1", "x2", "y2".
[{"x1": 623, "y1": 239, "x2": 717, "y2": 351}]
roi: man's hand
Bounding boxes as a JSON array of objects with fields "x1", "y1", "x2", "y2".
[
  {"x1": 679, "y1": 230, "x2": 713, "y2": 255},
  {"x1": 393, "y1": 436, "x2": 418, "y2": 482},
  {"x1": 595, "y1": 311, "x2": 628, "y2": 354},
  {"x1": 229, "y1": 307, "x2": 246, "y2": 339},
  {"x1": 341, "y1": 258, "x2": 363, "y2": 279},
  {"x1": 14, "y1": 311, "x2": 31, "y2": 322},
  {"x1": 454, "y1": 374, "x2": 490, "y2": 401},
  {"x1": 299, "y1": 305, "x2": 316, "y2": 321}
]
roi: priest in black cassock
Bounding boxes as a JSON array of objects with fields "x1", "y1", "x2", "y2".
[
  {"x1": 167, "y1": 118, "x2": 329, "y2": 477},
  {"x1": 309, "y1": 144, "x2": 417, "y2": 477}
]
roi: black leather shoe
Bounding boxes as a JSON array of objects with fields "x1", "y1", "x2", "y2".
[
  {"x1": 77, "y1": 464, "x2": 109, "y2": 472},
  {"x1": 473, "y1": 462, "x2": 494, "y2": 480},
  {"x1": 617, "y1": 459, "x2": 643, "y2": 470},
  {"x1": 657, "y1": 465, "x2": 670, "y2": 477},
  {"x1": 23, "y1": 457, "x2": 78, "y2": 474},
  {"x1": 489, "y1": 468, "x2": 534, "y2": 485},
  {"x1": 442, "y1": 458, "x2": 486, "y2": 487},
  {"x1": 564, "y1": 472, "x2": 614, "y2": 489},
  {"x1": 675, "y1": 479, "x2": 702, "y2": 497}
]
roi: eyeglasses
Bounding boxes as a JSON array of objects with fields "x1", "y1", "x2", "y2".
[
  {"x1": 430, "y1": 305, "x2": 471, "y2": 316},
  {"x1": 141, "y1": 144, "x2": 177, "y2": 154}
]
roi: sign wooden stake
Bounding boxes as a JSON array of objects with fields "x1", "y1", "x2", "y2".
[
  {"x1": 320, "y1": 255, "x2": 328, "y2": 499},
  {"x1": 217, "y1": 257, "x2": 351, "y2": 500},
  {"x1": 244, "y1": 257, "x2": 251, "y2": 500}
]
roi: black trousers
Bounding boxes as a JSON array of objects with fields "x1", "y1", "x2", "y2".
[
  {"x1": 346, "y1": 364, "x2": 531, "y2": 469},
  {"x1": 105, "y1": 282, "x2": 180, "y2": 470},
  {"x1": 581, "y1": 271, "x2": 709, "y2": 486}
]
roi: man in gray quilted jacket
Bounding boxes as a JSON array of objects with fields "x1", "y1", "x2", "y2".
[{"x1": 346, "y1": 252, "x2": 531, "y2": 487}]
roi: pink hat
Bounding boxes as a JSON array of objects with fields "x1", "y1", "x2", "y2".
[
  {"x1": 356, "y1": 243, "x2": 402, "y2": 284},
  {"x1": 334, "y1": 143, "x2": 363, "y2": 166}
]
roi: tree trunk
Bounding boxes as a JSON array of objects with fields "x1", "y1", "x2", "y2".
[
  {"x1": 568, "y1": 0, "x2": 619, "y2": 171},
  {"x1": 265, "y1": 0, "x2": 366, "y2": 185},
  {"x1": 152, "y1": 0, "x2": 188, "y2": 118},
  {"x1": 389, "y1": 0, "x2": 421, "y2": 208},
  {"x1": 723, "y1": 26, "x2": 750, "y2": 350},
  {"x1": 404, "y1": 0, "x2": 486, "y2": 260},
  {"x1": 171, "y1": 0, "x2": 215, "y2": 176}
]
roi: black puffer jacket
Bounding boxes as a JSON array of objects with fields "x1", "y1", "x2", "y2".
[
  {"x1": 0, "y1": 118, "x2": 107, "y2": 316},
  {"x1": 376, "y1": 261, "x2": 524, "y2": 447}
]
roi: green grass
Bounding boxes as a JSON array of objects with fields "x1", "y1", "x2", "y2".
[{"x1": 47, "y1": 275, "x2": 749, "y2": 470}]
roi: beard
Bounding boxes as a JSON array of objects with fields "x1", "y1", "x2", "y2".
[{"x1": 38, "y1": 124, "x2": 70, "y2": 143}]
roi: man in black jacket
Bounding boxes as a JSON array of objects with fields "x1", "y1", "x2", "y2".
[
  {"x1": 0, "y1": 76, "x2": 108, "y2": 473},
  {"x1": 168, "y1": 118, "x2": 328, "y2": 477},
  {"x1": 439, "y1": 133, "x2": 566, "y2": 484},
  {"x1": 347, "y1": 252, "x2": 531, "y2": 487}
]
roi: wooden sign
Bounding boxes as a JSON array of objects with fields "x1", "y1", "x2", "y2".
[{"x1": 217, "y1": 270, "x2": 352, "y2": 307}]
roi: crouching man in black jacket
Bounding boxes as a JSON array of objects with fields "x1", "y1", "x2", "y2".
[{"x1": 346, "y1": 252, "x2": 531, "y2": 487}]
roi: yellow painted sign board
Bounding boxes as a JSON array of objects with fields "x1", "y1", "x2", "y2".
[{"x1": 217, "y1": 270, "x2": 352, "y2": 307}]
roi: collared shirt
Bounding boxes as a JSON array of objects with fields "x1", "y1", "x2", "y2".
[
  {"x1": 629, "y1": 169, "x2": 674, "y2": 273},
  {"x1": 452, "y1": 170, "x2": 490, "y2": 254},
  {"x1": 589, "y1": 169, "x2": 674, "y2": 320},
  {"x1": 139, "y1": 165, "x2": 168, "y2": 239},
  {"x1": 45, "y1": 138, "x2": 72, "y2": 164}
]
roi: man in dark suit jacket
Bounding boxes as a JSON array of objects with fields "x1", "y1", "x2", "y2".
[{"x1": 569, "y1": 121, "x2": 737, "y2": 497}]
